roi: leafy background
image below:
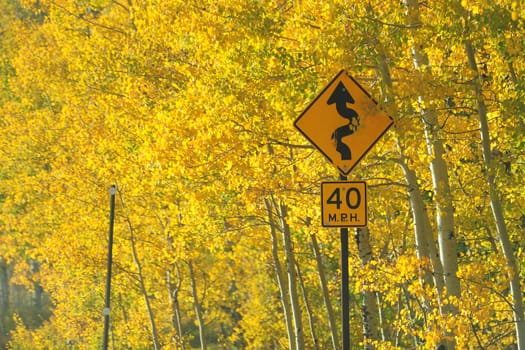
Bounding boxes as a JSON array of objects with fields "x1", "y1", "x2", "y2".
[{"x1": 0, "y1": 0, "x2": 523, "y2": 349}]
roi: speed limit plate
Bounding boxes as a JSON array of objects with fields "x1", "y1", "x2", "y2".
[{"x1": 321, "y1": 181, "x2": 367, "y2": 227}]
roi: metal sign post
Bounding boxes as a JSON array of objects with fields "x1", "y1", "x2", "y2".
[
  {"x1": 339, "y1": 175, "x2": 351, "y2": 350},
  {"x1": 103, "y1": 185, "x2": 116, "y2": 350},
  {"x1": 294, "y1": 70, "x2": 393, "y2": 350}
]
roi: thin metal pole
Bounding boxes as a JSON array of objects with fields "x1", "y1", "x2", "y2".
[
  {"x1": 340, "y1": 174, "x2": 350, "y2": 350},
  {"x1": 103, "y1": 185, "x2": 116, "y2": 350}
]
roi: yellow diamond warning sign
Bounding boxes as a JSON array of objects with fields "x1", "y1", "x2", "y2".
[
  {"x1": 294, "y1": 70, "x2": 393, "y2": 176},
  {"x1": 321, "y1": 181, "x2": 367, "y2": 227}
]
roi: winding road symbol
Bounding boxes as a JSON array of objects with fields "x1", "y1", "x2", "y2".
[
  {"x1": 328, "y1": 81, "x2": 359, "y2": 161},
  {"x1": 293, "y1": 70, "x2": 393, "y2": 176}
]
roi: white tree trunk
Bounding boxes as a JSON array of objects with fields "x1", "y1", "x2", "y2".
[
  {"x1": 295, "y1": 261, "x2": 320, "y2": 350},
  {"x1": 126, "y1": 218, "x2": 161, "y2": 350},
  {"x1": 167, "y1": 266, "x2": 186, "y2": 349},
  {"x1": 374, "y1": 31, "x2": 445, "y2": 301},
  {"x1": 264, "y1": 198, "x2": 296, "y2": 350},
  {"x1": 355, "y1": 227, "x2": 380, "y2": 349},
  {"x1": 188, "y1": 261, "x2": 207, "y2": 350},
  {"x1": 403, "y1": 2, "x2": 460, "y2": 349},
  {"x1": 278, "y1": 202, "x2": 305, "y2": 350},
  {"x1": 396, "y1": 143, "x2": 445, "y2": 297},
  {"x1": 404, "y1": 0, "x2": 461, "y2": 301},
  {"x1": 120, "y1": 192, "x2": 161, "y2": 350},
  {"x1": 310, "y1": 234, "x2": 339, "y2": 350},
  {"x1": 465, "y1": 39, "x2": 525, "y2": 350}
]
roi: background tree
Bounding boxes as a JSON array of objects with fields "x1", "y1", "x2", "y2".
[{"x1": 0, "y1": 0, "x2": 522, "y2": 349}]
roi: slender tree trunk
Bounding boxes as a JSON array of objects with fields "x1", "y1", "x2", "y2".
[
  {"x1": 373, "y1": 33, "x2": 447, "y2": 326},
  {"x1": 396, "y1": 141, "x2": 445, "y2": 297},
  {"x1": 465, "y1": 39, "x2": 525, "y2": 350},
  {"x1": 295, "y1": 261, "x2": 319, "y2": 350},
  {"x1": 117, "y1": 293, "x2": 133, "y2": 349},
  {"x1": 376, "y1": 293, "x2": 386, "y2": 342},
  {"x1": 402, "y1": 286, "x2": 419, "y2": 348},
  {"x1": 119, "y1": 192, "x2": 161, "y2": 350},
  {"x1": 371, "y1": 21, "x2": 449, "y2": 347},
  {"x1": 264, "y1": 198, "x2": 296, "y2": 350},
  {"x1": 310, "y1": 234, "x2": 339, "y2": 350},
  {"x1": 188, "y1": 261, "x2": 207, "y2": 350},
  {"x1": 0, "y1": 257, "x2": 8, "y2": 334},
  {"x1": 278, "y1": 202, "x2": 305, "y2": 350},
  {"x1": 355, "y1": 227, "x2": 380, "y2": 349},
  {"x1": 404, "y1": 0, "x2": 461, "y2": 303},
  {"x1": 372, "y1": 21, "x2": 445, "y2": 298},
  {"x1": 125, "y1": 218, "x2": 161, "y2": 350},
  {"x1": 167, "y1": 266, "x2": 186, "y2": 349}
]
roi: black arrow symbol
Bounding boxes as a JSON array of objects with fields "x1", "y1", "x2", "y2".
[{"x1": 328, "y1": 81, "x2": 360, "y2": 160}]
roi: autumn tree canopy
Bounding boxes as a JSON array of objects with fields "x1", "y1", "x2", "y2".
[{"x1": 0, "y1": 0, "x2": 523, "y2": 349}]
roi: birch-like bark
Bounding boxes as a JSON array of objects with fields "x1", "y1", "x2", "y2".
[
  {"x1": 310, "y1": 234, "x2": 339, "y2": 350},
  {"x1": 374, "y1": 34, "x2": 445, "y2": 296},
  {"x1": 167, "y1": 266, "x2": 186, "y2": 349},
  {"x1": 295, "y1": 261, "x2": 319, "y2": 350},
  {"x1": 355, "y1": 227, "x2": 380, "y2": 349},
  {"x1": 188, "y1": 261, "x2": 207, "y2": 350},
  {"x1": 465, "y1": 40, "x2": 525, "y2": 350},
  {"x1": 124, "y1": 217, "x2": 161, "y2": 350},
  {"x1": 404, "y1": 0, "x2": 461, "y2": 302},
  {"x1": 397, "y1": 143, "x2": 445, "y2": 295},
  {"x1": 278, "y1": 202, "x2": 305, "y2": 350},
  {"x1": 264, "y1": 198, "x2": 296, "y2": 350},
  {"x1": 376, "y1": 293, "x2": 386, "y2": 342},
  {"x1": 119, "y1": 192, "x2": 161, "y2": 350}
]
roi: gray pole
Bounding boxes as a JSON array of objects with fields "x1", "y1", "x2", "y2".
[
  {"x1": 340, "y1": 174, "x2": 350, "y2": 350},
  {"x1": 103, "y1": 185, "x2": 116, "y2": 350}
]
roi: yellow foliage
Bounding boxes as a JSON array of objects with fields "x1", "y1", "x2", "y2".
[{"x1": 0, "y1": 0, "x2": 523, "y2": 348}]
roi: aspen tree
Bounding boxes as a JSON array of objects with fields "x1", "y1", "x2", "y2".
[
  {"x1": 372, "y1": 21, "x2": 445, "y2": 298},
  {"x1": 2, "y1": 0, "x2": 524, "y2": 348},
  {"x1": 278, "y1": 202, "x2": 305, "y2": 350},
  {"x1": 310, "y1": 233, "x2": 339, "y2": 350},
  {"x1": 120, "y1": 193, "x2": 161, "y2": 350},
  {"x1": 188, "y1": 261, "x2": 207, "y2": 350},
  {"x1": 355, "y1": 227, "x2": 380, "y2": 348},
  {"x1": 403, "y1": 0, "x2": 461, "y2": 304},
  {"x1": 265, "y1": 198, "x2": 296, "y2": 350},
  {"x1": 465, "y1": 38, "x2": 525, "y2": 350},
  {"x1": 295, "y1": 260, "x2": 320, "y2": 350},
  {"x1": 166, "y1": 265, "x2": 186, "y2": 349}
]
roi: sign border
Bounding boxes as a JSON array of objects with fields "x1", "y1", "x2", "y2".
[
  {"x1": 321, "y1": 181, "x2": 367, "y2": 228},
  {"x1": 294, "y1": 70, "x2": 394, "y2": 176}
]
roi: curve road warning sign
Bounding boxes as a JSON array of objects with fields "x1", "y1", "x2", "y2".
[{"x1": 294, "y1": 70, "x2": 393, "y2": 176}]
